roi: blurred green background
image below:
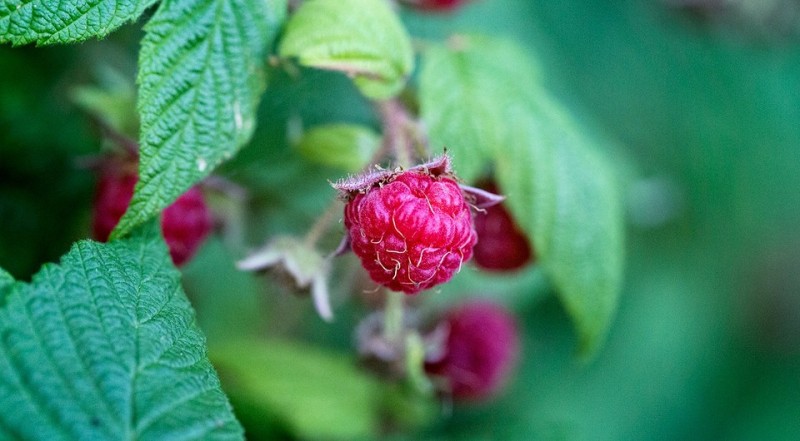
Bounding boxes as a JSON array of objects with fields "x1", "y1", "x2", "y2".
[{"x1": 1, "y1": 0, "x2": 799, "y2": 439}]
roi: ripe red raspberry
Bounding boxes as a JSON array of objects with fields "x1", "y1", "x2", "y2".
[
  {"x1": 402, "y1": 0, "x2": 470, "y2": 12},
  {"x1": 472, "y1": 179, "x2": 533, "y2": 271},
  {"x1": 425, "y1": 300, "x2": 519, "y2": 401},
  {"x1": 92, "y1": 165, "x2": 213, "y2": 266},
  {"x1": 340, "y1": 162, "x2": 477, "y2": 294}
]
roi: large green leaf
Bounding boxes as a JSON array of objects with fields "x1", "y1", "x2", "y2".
[
  {"x1": 212, "y1": 339, "x2": 381, "y2": 440},
  {"x1": 279, "y1": 0, "x2": 414, "y2": 100},
  {"x1": 419, "y1": 35, "x2": 624, "y2": 355},
  {"x1": 0, "y1": 0, "x2": 156, "y2": 45},
  {"x1": 0, "y1": 224, "x2": 243, "y2": 440},
  {"x1": 496, "y1": 101, "x2": 624, "y2": 356},
  {"x1": 112, "y1": 0, "x2": 286, "y2": 239}
]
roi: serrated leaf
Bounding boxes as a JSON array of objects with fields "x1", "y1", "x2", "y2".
[
  {"x1": 420, "y1": 35, "x2": 624, "y2": 356},
  {"x1": 419, "y1": 35, "x2": 540, "y2": 183},
  {"x1": 212, "y1": 339, "x2": 381, "y2": 440},
  {"x1": 496, "y1": 102, "x2": 624, "y2": 356},
  {"x1": 295, "y1": 123, "x2": 380, "y2": 172},
  {"x1": 0, "y1": 223, "x2": 243, "y2": 440},
  {"x1": 0, "y1": 0, "x2": 156, "y2": 45},
  {"x1": 279, "y1": 0, "x2": 414, "y2": 100},
  {"x1": 112, "y1": 0, "x2": 287, "y2": 239}
]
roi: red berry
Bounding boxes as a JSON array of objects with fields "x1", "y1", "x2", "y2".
[
  {"x1": 472, "y1": 180, "x2": 533, "y2": 271},
  {"x1": 92, "y1": 166, "x2": 138, "y2": 243},
  {"x1": 402, "y1": 0, "x2": 469, "y2": 12},
  {"x1": 160, "y1": 187, "x2": 214, "y2": 266},
  {"x1": 425, "y1": 300, "x2": 519, "y2": 401},
  {"x1": 343, "y1": 169, "x2": 477, "y2": 294},
  {"x1": 92, "y1": 165, "x2": 213, "y2": 266}
]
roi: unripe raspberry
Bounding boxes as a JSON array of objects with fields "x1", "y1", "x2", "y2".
[
  {"x1": 92, "y1": 165, "x2": 213, "y2": 266},
  {"x1": 341, "y1": 163, "x2": 477, "y2": 294},
  {"x1": 472, "y1": 180, "x2": 533, "y2": 271},
  {"x1": 425, "y1": 300, "x2": 519, "y2": 401}
]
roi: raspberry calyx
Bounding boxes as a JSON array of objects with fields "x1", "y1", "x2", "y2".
[{"x1": 335, "y1": 155, "x2": 477, "y2": 294}]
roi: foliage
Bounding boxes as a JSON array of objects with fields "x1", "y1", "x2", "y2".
[
  {"x1": 2, "y1": 0, "x2": 798, "y2": 440},
  {"x1": 0, "y1": 224, "x2": 241, "y2": 440}
]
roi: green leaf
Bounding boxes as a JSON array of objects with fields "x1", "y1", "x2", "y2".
[
  {"x1": 0, "y1": 0, "x2": 156, "y2": 45},
  {"x1": 112, "y1": 0, "x2": 287, "y2": 239},
  {"x1": 70, "y1": 66, "x2": 139, "y2": 138},
  {"x1": 0, "y1": 223, "x2": 243, "y2": 440},
  {"x1": 499, "y1": 102, "x2": 624, "y2": 356},
  {"x1": 419, "y1": 35, "x2": 540, "y2": 183},
  {"x1": 294, "y1": 123, "x2": 380, "y2": 172},
  {"x1": 279, "y1": 0, "x2": 414, "y2": 100},
  {"x1": 212, "y1": 339, "x2": 381, "y2": 440},
  {"x1": 0, "y1": 267, "x2": 11, "y2": 287},
  {"x1": 420, "y1": 35, "x2": 624, "y2": 356},
  {"x1": 0, "y1": 267, "x2": 12, "y2": 304}
]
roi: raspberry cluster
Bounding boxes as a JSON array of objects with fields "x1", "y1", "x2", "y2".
[
  {"x1": 425, "y1": 300, "x2": 519, "y2": 400},
  {"x1": 341, "y1": 164, "x2": 477, "y2": 294},
  {"x1": 92, "y1": 165, "x2": 213, "y2": 266}
]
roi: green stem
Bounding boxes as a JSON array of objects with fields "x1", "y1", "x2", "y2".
[
  {"x1": 378, "y1": 99, "x2": 414, "y2": 169},
  {"x1": 383, "y1": 289, "x2": 405, "y2": 342}
]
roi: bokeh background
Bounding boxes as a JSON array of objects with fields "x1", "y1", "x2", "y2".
[{"x1": 1, "y1": 0, "x2": 799, "y2": 439}]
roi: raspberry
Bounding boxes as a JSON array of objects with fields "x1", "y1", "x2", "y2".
[
  {"x1": 92, "y1": 165, "x2": 213, "y2": 266},
  {"x1": 425, "y1": 300, "x2": 519, "y2": 401},
  {"x1": 160, "y1": 187, "x2": 214, "y2": 266},
  {"x1": 472, "y1": 179, "x2": 533, "y2": 271},
  {"x1": 402, "y1": 0, "x2": 470, "y2": 12},
  {"x1": 341, "y1": 164, "x2": 477, "y2": 295}
]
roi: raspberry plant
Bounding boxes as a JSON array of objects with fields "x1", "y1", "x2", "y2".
[{"x1": 0, "y1": 0, "x2": 628, "y2": 439}]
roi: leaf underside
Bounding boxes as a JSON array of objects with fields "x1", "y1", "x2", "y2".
[
  {"x1": 420, "y1": 35, "x2": 625, "y2": 356},
  {"x1": 0, "y1": 0, "x2": 156, "y2": 45},
  {"x1": 112, "y1": 0, "x2": 286, "y2": 239},
  {"x1": 0, "y1": 224, "x2": 243, "y2": 440}
]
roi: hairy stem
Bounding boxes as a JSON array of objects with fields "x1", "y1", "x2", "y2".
[{"x1": 378, "y1": 99, "x2": 415, "y2": 168}]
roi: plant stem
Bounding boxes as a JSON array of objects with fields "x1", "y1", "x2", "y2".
[
  {"x1": 383, "y1": 289, "x2": 405, "y2": 343},
  {"x1": 378, "y1": 99, "x2": 414, "y2": 169}
]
